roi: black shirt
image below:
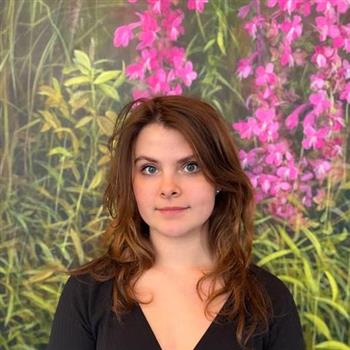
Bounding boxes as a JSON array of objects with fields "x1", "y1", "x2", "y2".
[{"x1": 47, "y1": 265, "x2": 305, "y2": 349}]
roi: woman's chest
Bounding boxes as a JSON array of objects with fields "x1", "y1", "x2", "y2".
[{"x1": 131, "y1": 269, "x2": 230, "y2": 350}]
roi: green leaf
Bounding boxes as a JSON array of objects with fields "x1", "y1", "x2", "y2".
[
  {"x1": 97, "y1": 116, "x2": 114, "y2": 136},
  {"x1": 74, "y1": 50, "x2": 91, "y2": 70},
  {"x1": 302, "y1": 227, "x2": 324, "y2": 258},
  {"x1": 217, "y1": 30, "x2": 226, "y2": 55},
  {"x1": 204, "y1": 38, "x2": 215, "y2": 52},
  {"x1": 53, "y1": 128, "x2": 80, "y2": 154},
  {"x1": 304, "y1": 312, "x2": 331, "y2": 339},
  {"x1": 278, "y1": 227, "x2": 302, "y2": 257},
  {"x1": 48, "y1": 147, "x2": 72, "y2": 158},
  {"x1": 64, "y1": 76, "x2": 91, "y2": 87},
  {"x1": 39, "y1": 110, "x2": 61, "y2": 129},
  {"x1": 315, "y1": 341, "x2": 350, "y2": 350},
  {"x1": 75, "y1": 116, "x2": 93, "y2": 129},
  {"x1": 98, "y1": 84, "x2": 120, "y2": 100},
  {"x1": 257, "y1": 249, "x2": 291, "y2": 266},
  {"x1": 315, "y1": 296, "x2": 349, "y2": 319},
  {"x1": 324, "y1": 270, "x2": 339, "y2": 301},
  {"x1": 69, "y1": 228, "x2": 85, "y2": 265},
  {"x1": 303, "y1": 257, "x2": 319, "y2": 294},
  {"x1": 88, "y1": 169, "x2": 105, "y2": 190},
  {"x1": 27, "y1": 270, "x2": 54, "y2": 284},
  {"x1": 278, "y1": 275, "x2": 306, "y2": 289},
  {"x1": 93, "y1": 70, "x2": 120, "y2": 84}
]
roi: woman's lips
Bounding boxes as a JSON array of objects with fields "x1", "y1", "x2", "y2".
[{"x1": 157, "y1": 207, "x2": 189, "y2": 215}]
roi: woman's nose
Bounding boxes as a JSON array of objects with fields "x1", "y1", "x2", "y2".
[{"x1": 160, "y1": 174, "x2": 181, "y2": 198}]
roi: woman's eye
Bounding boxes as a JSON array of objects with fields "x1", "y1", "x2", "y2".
[
  {"x1": 141, "y1": 165, "x2": 157, "y2": 175},
  {"x1": 184, "y1": 162, "x2": 200, "y2": 173}
]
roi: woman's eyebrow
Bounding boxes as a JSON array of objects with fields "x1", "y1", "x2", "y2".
[{"x1": 134, "y1": 155, "x2": 195, "y2": 164}]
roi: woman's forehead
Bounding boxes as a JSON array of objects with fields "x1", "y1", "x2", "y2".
[{"x1": 133, "y1": 123, "x2": 194, "y2": 156}]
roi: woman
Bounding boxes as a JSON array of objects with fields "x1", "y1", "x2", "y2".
[{"x1": 47, "y1": 95, "x2": 305, "y2": 350}]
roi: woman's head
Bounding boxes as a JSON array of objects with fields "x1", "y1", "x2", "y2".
[{"x1": 104, "y1": 95, "x2": 255, "y2": 266}]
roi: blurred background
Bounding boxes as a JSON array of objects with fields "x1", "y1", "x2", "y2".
[{"x1": 0, "y1": 0, "x2": 349, "y2": 349}]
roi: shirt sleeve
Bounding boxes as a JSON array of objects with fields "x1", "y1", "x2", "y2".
[
  {"x1": 46, "y1": 275, "x2": 96, "y2": 350},
  {"x1": 265, "y1": 290, "x2": 305, "y2": 350}
]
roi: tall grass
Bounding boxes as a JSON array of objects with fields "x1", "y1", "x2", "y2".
[{"x1": 0, "y1": 1, "x2": 349, "y2": 349}]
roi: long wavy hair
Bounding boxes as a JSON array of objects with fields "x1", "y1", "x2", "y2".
[{"x1": 72, "y1": 95, "x2": 271, "y2": 347}]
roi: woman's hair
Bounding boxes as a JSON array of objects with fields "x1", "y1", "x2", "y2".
[{"x1": 72, "y1": 95, "x2": 271, "y2": 347}]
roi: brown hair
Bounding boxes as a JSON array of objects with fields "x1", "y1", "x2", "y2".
[{"x1": 72, "y1": 95, "x2": 271, "y2": 347}]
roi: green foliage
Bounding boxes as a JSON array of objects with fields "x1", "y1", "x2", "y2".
[
  {"x1": 0, "y1": 49, "x2": 124, "y2": 346},
  {"x1": 254, "y1": 178, "x2": 350, "y2": 347}
]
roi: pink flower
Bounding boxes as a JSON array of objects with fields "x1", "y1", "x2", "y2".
[
  {"x1": 239, "y1": 149, "x2": 258, "y2": 169},
  {"x1": 265, "y1": 142, "x2": 288, "y2": 166},
  {"x1": 340, "y1": 82, "x2": 350, "y2": 103},
  {"x1": 333, "y1": 0, "x2": 350, "y2": 13},
  {"x1": 314, "y1": 0, "x2": 333, "y2": 13},
  {"x1": 166, "y1": 47, "x2": 185, "y2": 69},
  {"x1": 298, "y1": 2, "x2": 311, "y2": 16},
  {"x1": 309, "y1": 90, "x2": 331, "y2": 115},
  {"x1": 237, "y1": 58, "x2": 253, "y2": 79},
  {"x1": 233, "y1": 117, "x2": 257, "y2": 139},
  {"x1": 315, "y1": 16, "x2": 340, "y2": 41},
  {"x1": 187, "y1": 0, "x2": 208, "y2": 13},
  {"x1": 271, "y1": 0, "x2": 298, "y2": 14},
  {"x1": 136, "y1": 11, "x2": 160, "y2": 49},
  {"x1": 255, "y1": 63, "x2": 277, "y2": 86},
  {"x1": 113, "y1": 24, "x2": 135, "y2": 47},
  {"x1": 311, "y1": 46, "x2": 335, "y2": 68},
  {"x1": 126, "y1": 62, "x2": 145, "y2": 80},
  {"x1": 258, "y1": 174, "x2": 278, "y2": 194},
  {"x1": 276, "y1": 163, "x2": 299, "y2": 180},
  {"x1": 280, "y1": 15, "x2": 303, "y2": 43},
  {"x1": 238, "y1": 4, "x2": 251, "y2": 18},
  {"x1": 163, "y1": 9, "x2": 184, "y2": 41},
  {"x1": 267, "y1": 0, "x2": 277, "y2": 8},
  {"x1": 244, "y1": 16, "x2": 264, "y2": 39},
  {"x1": 280, "y1": 44, "x2": 294, "y2": 66},
  {"x1": 329, "y1": 106, "x2": 345, "y2": 131},
  {"x1": 342, "y1": 59, "x2": 350, "y2": 79},
  {"x1": 148, "y1": 0, "x2": 163, "y2": 14},
  {"x1": 303, "y1": 111, "x2": 316, "y2": 129},
  {"x1": 302, "y1": 125, "x2": 329, "y2": 150},
  {"x1": 178, "y1": 61, "x2": 197, "y2": 86},
  {"x1": 310, "y1": 74, "x2": 326, "y2": 90},
  {"x1": 311, "y1": 159, "x2": 332, "y2": 180},
  {"x1": 255, "y1": 107, "x2": 280, "y2": 142},
  {"x1": 285, "y1": 103, "x2": 308, "y2": 129},
  {"x1": 132, "y1": 88, "x2": 150, "y2": 100},
  {"x1": 146, "y1": 68, "x2": 168, "y2": 94}
]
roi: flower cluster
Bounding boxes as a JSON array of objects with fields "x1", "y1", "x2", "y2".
[
  {"x1": 235, "y1": 0, "x2": 349, "y2": 224},
  {"x1": 113, "y1": 0, "x2": 207, "y2": 98}
]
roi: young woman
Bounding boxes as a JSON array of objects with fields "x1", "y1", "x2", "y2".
[{"x1": 47, "y1": 95, "x2": 305, "y2": 350}]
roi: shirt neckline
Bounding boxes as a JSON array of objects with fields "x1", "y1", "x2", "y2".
[{"x1": 136, "y1": 295, "x2": 231, "y2": 350}]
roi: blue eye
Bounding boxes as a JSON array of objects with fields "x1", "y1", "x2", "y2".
[
  {"x1": 184, "y1": 162, "x2": 200, "y2": 173},
  {"x1": 141, "y1": 165, "x2": 157, "y2": 175}
]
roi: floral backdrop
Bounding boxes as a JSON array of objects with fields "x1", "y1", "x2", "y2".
[{"x1": 0, "y1": 0, "x2": 349, "y2": 349}]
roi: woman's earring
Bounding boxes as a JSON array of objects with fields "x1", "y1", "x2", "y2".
[{"x1": 216, "y1": 189, "x2": 221, "y2": 195}]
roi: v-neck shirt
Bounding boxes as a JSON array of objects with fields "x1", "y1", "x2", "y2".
[{"x1": 47, "y1": 265, "x2": 305, "y2": 350}]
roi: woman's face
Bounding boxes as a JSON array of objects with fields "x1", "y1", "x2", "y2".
[{"x1": 132, "y1": 123, "x2": 216, "y2": 241}]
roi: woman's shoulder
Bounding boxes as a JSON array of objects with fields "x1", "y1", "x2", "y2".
[
  {"x1": 249, "y1": 264, "x2": 290, "y2": 292},
  {"x1": 248, "y1": 264, "x2": 297, "y2": 315},
  {"x1": 60, "y1": 273, "x2": 114, "y2": 315}
]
